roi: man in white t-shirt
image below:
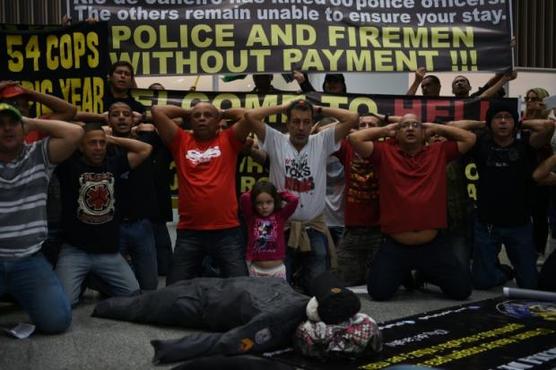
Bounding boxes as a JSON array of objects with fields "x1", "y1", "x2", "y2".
[{"x1": 245, "y1": 100, "x2": 358, "y2": 292}]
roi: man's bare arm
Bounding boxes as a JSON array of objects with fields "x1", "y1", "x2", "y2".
[
  {"x1": 424, "y1": 122, "x2": 476, "y2": 154},
  {"x1": 23, "y1": 117, "x2": 84, "y2": 164},
  {"x1": 348, "y1": 123, "x2": 399, "y2": 158},
  {"x1": 151, "y1": 105, "x2": 189, "y2": 146},
  {"x1": 533, "y1": 154, "x2": 556, "y2": 186},
  {"x1": 107, "y1": 135, "x2": 152, "y2": 169}
]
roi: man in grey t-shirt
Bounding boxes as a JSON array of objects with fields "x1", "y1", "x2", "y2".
[{"x1": 0, "y1": 103, "x2": 83, "y2": 334}]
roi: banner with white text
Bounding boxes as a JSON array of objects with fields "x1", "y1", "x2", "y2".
[{"x1": 66, "y1": 0, "x2": 513, "y2": 76}]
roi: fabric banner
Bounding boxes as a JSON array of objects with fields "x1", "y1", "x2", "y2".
[
  {"x1": 271, "y1": 297, "x2": 556, "y2": 369},
  {"x1": 129, "y1": 88, "x2": 514, "y2": 197},
  {"x1": 131, "y1": 89, "x2": 514, "y2": 125},
  {"x1": 0, "y1": 22, "x2": 110, "y2": 113},
  {"x1": 65, "y1": 0, "x2": 513, "y2": 76}
]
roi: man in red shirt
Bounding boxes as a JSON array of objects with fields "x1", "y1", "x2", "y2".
[
  {"x1": 349, "y1": 113, "x2": 476, "y2": 301},
  {"x1": 152, "y1": 103, "x2": 251, "y2": 284}
]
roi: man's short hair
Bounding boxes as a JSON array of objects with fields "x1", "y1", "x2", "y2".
[
  {"x1": 109, "y1": 61, "x2": 134, "y2": 78},
  {"x1": 453, "y1": 75, "x2": 470, "y2": 85},
  {"x1": 83, "y1": 122, "x2": 105, "y2": 133},
  {"x1": 286, "y1": 99, "x2": 314, "y2": 120},
  {"x1": 323, "y1": 73, "x2": 347, "y2": 93},
  {"x1": 109, "y1": 101, "x2": 132, "y2": 113},
  {"x1": 423, "y1": 75, "x2": 441, "y2": 85}
]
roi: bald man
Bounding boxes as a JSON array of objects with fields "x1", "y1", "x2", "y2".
[
  {"x1": 152, "y1": 103, "x2": 253, "y2": 284},
  {"x1": 349, "y1": 114, "x2": 475, "y2": 301}
]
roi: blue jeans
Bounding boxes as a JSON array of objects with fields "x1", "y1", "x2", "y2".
[
  {"x1": 166, "y1": 227, "x2": 248, "y2": 285},
  {"x1": 285, "y1": 228, "x2": 329, "y2": 294},
  {"x1": 0, "y1": 253, "x2": 71, "y2": 334},
  {"x1": 120, "y1": 219, "x2": 158, "y2": 290},
  {"x1": 55, "y1": 244, "x2": 140, "y2": 306},
  {"x1": 472, "y1": 220, "x2": 538, "y2": 289}
]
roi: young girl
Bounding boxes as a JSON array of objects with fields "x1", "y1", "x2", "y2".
[{"x1": 240, "y1": 180, "x2": 299, "y2": 279}]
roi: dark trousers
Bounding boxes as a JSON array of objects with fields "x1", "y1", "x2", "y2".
[
  {"x1": 367, "y1": 233, "x2": 472, "y2": 301},
  {"x1": 166, "y1": 227, "x2": 247, "y2": 285}
]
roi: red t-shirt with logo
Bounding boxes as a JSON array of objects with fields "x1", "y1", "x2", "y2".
[
  {"x1": 369, "y1": 140, "x2": 459, "y2": 234},
  {"x1": 169, "y1": 128, "x2": 242, "y2": 230},
  {"x1": 335, "y1": 139, "x2": 379, "y2": 227}
]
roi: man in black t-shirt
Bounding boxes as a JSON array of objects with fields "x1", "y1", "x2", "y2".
[
  {"x1": 102, "y1": 61, "x2": 145, "y2": 115},
  {"x1": 74, "y1": 61, "x2": 145, "y2": 124},
  {"x1": 55, "y1": 123, "x2": 152, "y2": 306},
  {"x1": 468, "y1": 101, "x2": 554, "y2": 290},
  {"x1": 107, "y1": 101, "x2": 168, "y2": 289}
]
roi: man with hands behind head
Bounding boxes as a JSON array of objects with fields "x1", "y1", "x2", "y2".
[
  {"x1": 152, "y1": 102, "x2": 253, "y2": 284},
  {"x1": 0, "y1": 103, "x2": 83, "y2": 333},
  {"x1": 349, "y1": 114, "x2": 475, "y2": 301}
]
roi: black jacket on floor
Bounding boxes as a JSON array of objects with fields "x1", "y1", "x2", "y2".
[{"x1": 92, "y1": 277, "x2": 310, "y2": 364}]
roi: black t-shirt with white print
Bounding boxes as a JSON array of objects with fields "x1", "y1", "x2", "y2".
[{"x1": 57, "y1": 151, "x2": 130, "y2": 253}]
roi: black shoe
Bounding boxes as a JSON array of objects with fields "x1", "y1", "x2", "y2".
[
  {"x1": 498, "y1": 264, "x2": 515, "y2": 282},
  {"x1": 402, "y1": 270, "x2": 425, "y2": 291}
]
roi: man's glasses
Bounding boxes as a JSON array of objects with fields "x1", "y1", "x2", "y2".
[
  {"x1": 493, "y1": 113, "x2": 514, "y2": 120},
  {"x1": 399, "y1": 121, "x2": 422, "y2": 129}
]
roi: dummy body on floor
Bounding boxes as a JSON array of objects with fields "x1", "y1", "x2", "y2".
[{"x1": 93, "y1": 275, "x2": 381, "y2": 365}]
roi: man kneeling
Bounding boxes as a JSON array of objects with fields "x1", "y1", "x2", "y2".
[{"x1": 349, "y1": 114, "x2": 475, "y2": 301}]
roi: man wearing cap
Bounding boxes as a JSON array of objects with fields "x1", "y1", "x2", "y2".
[
  {"x1": 0, "y1": 81, "x2": 77, "y2": 121},
  {"x1": 0, "y1": 81, "x2": 79, "y2": 266},
  {"x1": 349, "y1": 113, "x2": 476, "y2": 301},
  {"x1": 463, "y1": 101, "x2": 554, "y2": 290},
  {"x1": 0, "y1": 103, "x2": 83, "y2": 333}
]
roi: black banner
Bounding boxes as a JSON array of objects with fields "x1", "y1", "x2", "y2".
[
  {"x1": 131, "y1": 89, "x2": 513, "y2": 125},
  {"x1": 0, "y1": 22, "x2": 110, "y2": 113},
  {"x1": 272, "y1": 297, "x2": 556, "y2": 369},
  {"x1": 131, "y1": 89, "x2": 514, "y2": 198},
  {"x1": 66, "y1": 1, "x2": 513, "y2": 76}
]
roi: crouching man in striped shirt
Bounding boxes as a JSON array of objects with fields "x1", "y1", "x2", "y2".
[{"x1": 0, "y1": 103, "x2": 83, "y2": 334}]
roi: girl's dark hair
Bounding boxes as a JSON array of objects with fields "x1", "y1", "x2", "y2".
[{"x1": 251, "y1": 180, "x2": 282, "y2": 212}]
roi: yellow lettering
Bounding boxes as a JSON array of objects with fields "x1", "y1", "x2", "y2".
[
  {"x1": 431, "y1": 27, "x2": 451, "y2": 48},
  {"x1": 453, "y1": 27, "x2": 474, "y2": 48},
  {"x1": 159, "y1": 25, "x2": 177, "y2": 48},
  {"x1": 46, "y1": 35, "x2": 59, "y2": 70},
  {"x1": 382, "y1": 27, "x2": 401, "y2": 48},
  {"x1": 282, "y1": 49, "x2": 303, "y2": 71},
  {"x1": 211, "y1": 93, "x2": 242, "y2": 110},
  {"x1": 111, "y1": 25, "x2": 131, "y2": 49},
  {"x1": 134, "y1": 25, "x2": 157, "y2": 49},
  {"x1": 216, "y1": 24, "x2": 235, "y2": 47},
  {"x1": 246, "y1": 25, "x2": 269, "y2": 47},
  {"x1": 7, "y1": 35, "x2": 24, "y2": 72},
  {"x1": 72, "y1": 32, "x2": 85, "y2": 69}
]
